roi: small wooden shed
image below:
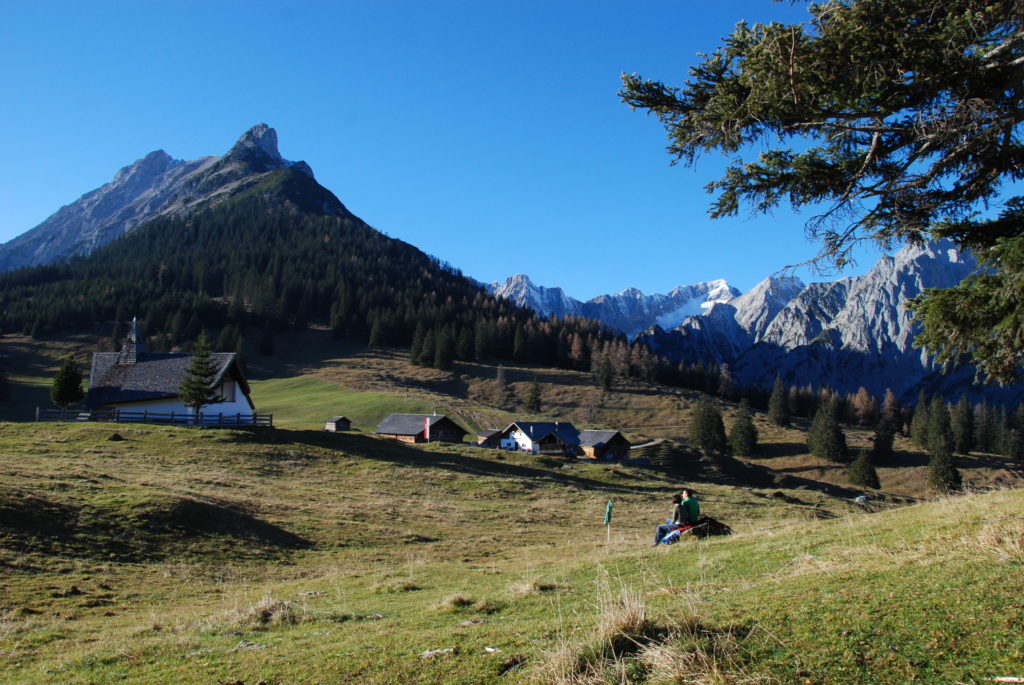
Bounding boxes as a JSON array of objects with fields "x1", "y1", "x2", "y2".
[
  {"x1": 578, "y1": 430, "x2": 631, "y2": 460},
  {"x1": 476, "y1": 429, "x2": 501, "y2": 447},
  {"x1": 324, "y1": 416, "x2": 352, "y2": 432}
]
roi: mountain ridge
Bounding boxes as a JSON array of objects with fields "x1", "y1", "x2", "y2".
[{"x1": 0, "y1": 124, "x2": 343, "y2": 272}]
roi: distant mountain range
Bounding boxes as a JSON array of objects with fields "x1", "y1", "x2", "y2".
[
  {"x1": 3, "y1": 124, "x2": 1016, "y2": 402},
  {"x1": 0, "y1": 124, "x2": 345, "y2": 272},
  {"x1": 491, "y1": 244, "x2": 1018, "y2": 403},
  {"x1": 489, "y1": 274, "x2": 738, "y2": 338}
]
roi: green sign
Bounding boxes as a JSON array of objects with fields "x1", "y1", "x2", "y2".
[{"x1": 604, "y1": 500, "x2": 613, "y2": 525}]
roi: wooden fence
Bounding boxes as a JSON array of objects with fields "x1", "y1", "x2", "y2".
[{"x1": 36, "y1": 408, "x2": 273, "y2": 427}]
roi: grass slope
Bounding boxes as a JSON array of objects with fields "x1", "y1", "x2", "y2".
[{"x1": 1, "y1": 422, "x2": 1022, "y2": 683}]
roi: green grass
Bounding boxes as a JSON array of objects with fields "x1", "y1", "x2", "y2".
[
  {"x1": 250, "y1": 375, "x2": 434, "y2": 430},
  {"x1": 1, "y1": 422, "x2": 1021, "y2": 683}
]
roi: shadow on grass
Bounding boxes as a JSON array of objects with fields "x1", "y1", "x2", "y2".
[
  {"x1": 755, "y1": 442, "x2": 811, "y2": 459},
  {"x1": 226, "y1": 427, "x2": 670, "y2": 496}
]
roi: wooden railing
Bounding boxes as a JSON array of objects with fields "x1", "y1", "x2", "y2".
[{"x1": 36, "y1": 408, "x2": 273, "y2": 427}]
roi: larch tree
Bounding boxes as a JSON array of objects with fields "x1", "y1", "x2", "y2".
[{"x1": 621, "y1": 0, "x2": 1024, "y2": 383}]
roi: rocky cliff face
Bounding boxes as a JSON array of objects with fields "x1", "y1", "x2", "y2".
[
  {"x1": 489, "y1": 274, "x2": 739, "y2": 337},
  {"x1": 0, "y1": 124, "x2": 343, "y2": 272},
  {"x1": 639, "y1": 241, "x2": 990, "y2": 399}
]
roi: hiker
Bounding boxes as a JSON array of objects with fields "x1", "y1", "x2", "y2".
[
  {"x1": 680, "y1": 488, "x2": 700, "y2": 525},
  {"x1": 654, "y1": 489, "x2": 701, "y2": 545},
  {"x1": 653, "y1": 494, "x2": 684, "y2": 545}
]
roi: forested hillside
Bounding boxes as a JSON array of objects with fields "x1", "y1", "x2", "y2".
[{"x1": 0, "y1": 170, "x2": 653, "y2": 379}]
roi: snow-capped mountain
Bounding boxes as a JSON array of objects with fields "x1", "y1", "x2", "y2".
[
  {"x1": 639, "y1": 240, "x2": 993, "y2": 399},
  {"x1": 489, "y1": 274, "x2": 739, "y2": 337},
  {"x1": 0, "y1": 124, "x2": 344, "y2": 272}
]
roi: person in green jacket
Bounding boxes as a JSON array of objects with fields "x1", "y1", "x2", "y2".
[{"x1": 680, "y1": 488, "x2": 700, "y2": 524}]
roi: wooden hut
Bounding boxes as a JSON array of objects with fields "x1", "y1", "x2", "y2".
[
  {"x1": 374, "y1": 414, "x2": 467, "y2": 444},
  {"x1": 578, "y1": 430, "x2": 631, "y2": 460},
  {"x1": 324, "y1": 416, "x2": 352, "y2": 432}
]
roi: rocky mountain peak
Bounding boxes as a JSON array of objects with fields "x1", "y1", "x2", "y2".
[
  {"x1": 0, "y1": 124, "x2": 335, "y2": 272},
  {"x1": 229, "y1": 123, "x2": 282, "y2": 161},
  {"x1": 111, "y1": 149, "x2": 176, "y2": 184}
]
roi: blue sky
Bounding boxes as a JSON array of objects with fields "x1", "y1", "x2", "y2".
[{"x1": 1, "y1": 0, "x2": 890, "y2": 298}]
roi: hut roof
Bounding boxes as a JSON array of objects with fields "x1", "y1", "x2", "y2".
[
  {"x1": 579, "y1": 429, "x2": 626, "y2": 448},
  {"x1": 374, "y1": 414, "x2": 467, "y2": 436}
]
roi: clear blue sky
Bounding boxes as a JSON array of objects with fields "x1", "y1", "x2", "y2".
[{"x1": 1, "y1": 0, "x2": 888, "y2": 298}]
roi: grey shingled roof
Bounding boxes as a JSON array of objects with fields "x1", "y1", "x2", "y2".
[
  {"x1": 374, "y1": 414, "x2": 467, "y2": 436},
  {"x1": 86, "y1": 351, "x2": 245, "y2": 408},
  {"x1": 503, "y1": 421, "x2": 580, "y2": 445},
  {"x1": 477, "y1": 429, "x2": 501, "y2": 438},
  {"x1": 326, "y1": 416, "x2": 350, "y2": 423},
  {"x1": 579, "y1": 429, "x2": 626, "y2": 448}
]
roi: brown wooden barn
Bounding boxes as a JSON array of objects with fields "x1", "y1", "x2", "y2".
[
  {"x1": 578, "y1": 430, "x2": 631, "y2": 460},
  {"x1": 476, "y1": 429, "x2": 501, "y2": 447},
  {"x1": 374, "y1": 414, "x2": 467, "y2": 444}
]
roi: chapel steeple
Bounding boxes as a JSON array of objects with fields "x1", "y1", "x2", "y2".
[{"x1": 116, "y1": 318, "x2": 143, "y2": 364}]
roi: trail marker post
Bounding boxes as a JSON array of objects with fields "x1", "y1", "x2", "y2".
[{"x1": 604, "y1": 500, "x2": 613, "y2": 546}]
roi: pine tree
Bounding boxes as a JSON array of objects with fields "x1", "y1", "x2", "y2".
[
  {"x1": 910, "y1": 391, "x2": 931, "y2": 449},
  {"x1": 50, "y1": 355, "x2": 85, "y2": 409},
  {"x1": 951, "y1": 395, "x2": 975, "y2": 454},
  {"x1": 434, "y1": 328, "x2": 454, "y2": 371},
  {"x1": 526, "y1": 379, "x2": 542, "y2": 413},
  {"x1": 1003, "y1": 405, "x2": 1024, "y2": 461},
  {"x1": 728, "y1": 401, "x2": 758, "y2": 456},
  {"x1": 409, "y1": 322, "x2": 425, "y2": 365},
  {"x1": 179, "y1": 332, "x2": 220, "y2": 419},
  {"x1": 597, "y1": 356, "x2": 613, "y2": 391},
  {"x1": 926, "y1": 397, "x2": 961, "y2": 493},
  {"x1": 927, "y1": 397, "x2": 954, "y2": 459},
  {"x1": 974, "y1": 401, "x2": 996, "y2": 453},
  {"x1": 808, "y1": 401, "x2": 848, "y2": 463},
  {"x1": 493, "y1": 364, "x2": 507, "y2": 406},
  {"x1": 871, "y1": 420, "x2": 895, "y2": 464},
  {"x1": 689, "y1": 397, "x2": 727, "y2": 453},
  {"x1": 767, "y1": 375, "x2": 790, "y2": 427},
  {"x1": 848, "y1": 449, "x2": 880, "y2": 489}
]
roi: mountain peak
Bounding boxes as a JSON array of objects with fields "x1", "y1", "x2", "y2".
[{"x1": 226, "y1": 123, "x2": 283, "y2": 164}]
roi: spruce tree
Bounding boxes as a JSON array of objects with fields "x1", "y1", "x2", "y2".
[
  {"x1": 951, "y1": 395, "x2": 975, "y2": 454},
  {"x1": 848, "y1": 449, "x2": 880, "y2": 489},
  {"x1": 493, "y1": 364, "x2": 507, "y2": 406},
  {"x1": 50, "y1": 355, "x2": 85, "y2": 410},
  {"x1": 434, "y1": 328, "x2": 454, "y2": 371},
  {"x1": 808, "y1": 401, "x2": 848, "y2": 463},
  {"x1": 927, "y1": 397, "x2": 954, "y2": 459},
  {"x1": 728, "y1": 401, "x2": 758, "y2": 456},
  {"x1": 910, "y1": 391, "x2": 931, "y2": 449},
  {"x1": 926, "y1": 397, "x2": 961, "y2": 493},
  {"x1": 871, "y1": 420, "x2": 895, "y2": 464},
  {"x1": 767, "y1": 375, "x2": 790, "y2": 427},
  {"x1": 689, "y1": 397, "x2": 727, "y2": 453},
  {"x1": 974, "y1": 401, "x2": 996, "y2": 453},
  {"x1": 526, "y1": 379, "x2": 542, "y2": 413},
  {"x1": 179, "y1": 332, "x2": 220, "y2": 419}
]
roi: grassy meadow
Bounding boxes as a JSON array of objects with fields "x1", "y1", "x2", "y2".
[
  {"x1": 1, "y1": 422, "x2": 1022, "y2": 684},
  {"x1": 2, "y1": 330, "x2": 1023, "y2": 682}
]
